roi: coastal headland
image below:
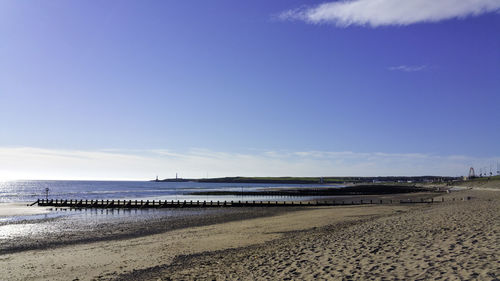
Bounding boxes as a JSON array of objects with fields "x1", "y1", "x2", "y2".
[{"x1": 154, "y1": 175, "x2": 455, "y2": 184}]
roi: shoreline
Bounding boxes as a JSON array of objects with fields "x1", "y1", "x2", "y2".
[
  {"x1": 0, "y1": 189, "x2": 497, "y2": 280},
  {"x1": 0, "y1": 203, "x2": 413, "y2": 281},
  {"x1": 0, "y1": 206, "x2": 301, "y2": 255},
  {"x1": 0, "y1": 192, "x2": 440, "y2": 255}
]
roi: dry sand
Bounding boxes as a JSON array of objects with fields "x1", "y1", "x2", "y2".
[
  {"x1": 122, "y1": 190, "x2": 499, "y2": 280},
  {"x1": 1, "y1": 189, "x2": 499, "y2": 280}
]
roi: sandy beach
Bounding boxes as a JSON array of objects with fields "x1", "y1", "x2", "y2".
[{"x1": 0, "y1": 188, "x2": 498, "y2": 280}]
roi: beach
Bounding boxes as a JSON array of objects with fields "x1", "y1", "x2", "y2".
[{"x1": 0, "y1": 187, "x2": 498, "y2": 280}]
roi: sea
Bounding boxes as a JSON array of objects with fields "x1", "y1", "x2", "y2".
[{"x1": 0, "y1": 180, "x2": 339, "y2": 203}]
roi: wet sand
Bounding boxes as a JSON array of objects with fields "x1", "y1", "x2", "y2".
[
  {"x1": 1, "y1": 189, "x2": 498, "y2": 280},
  {"x1": 0, "y1": 207, "x2": 300, "y2": 254},
  {"x1": 0, "y1": 203, "x2": 51, "y2": 217}
]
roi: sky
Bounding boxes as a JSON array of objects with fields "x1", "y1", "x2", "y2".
[{"x1": 0, "y1": 0, "x2": 499, "y2": 180}]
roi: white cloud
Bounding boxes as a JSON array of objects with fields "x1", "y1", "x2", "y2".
[
  {"x1": 279, "y1": 0, "x2": 500, "y2": 27},
  {"x1": 0, "y1": 147, "x2": 498, "y2": 180},
  {"x1": 389, "y1": 65, "x2": 427, "y2": 72}
]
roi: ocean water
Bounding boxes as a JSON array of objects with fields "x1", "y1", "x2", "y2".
[{"x1": 0, "y1": 180, "x2": 339, "y2": 203}]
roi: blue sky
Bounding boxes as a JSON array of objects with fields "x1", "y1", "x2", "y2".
[{"x1": 0, "y1": 0, "x2": 499, "y2": 180}]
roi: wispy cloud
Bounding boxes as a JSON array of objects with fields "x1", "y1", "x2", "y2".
[
  {"x1": 0, "y1": 147, "x2": 498, "y2": 180},
  {"x1": 278, "y1": 0, "x2": 500, "y2": 27},
  {"x1": 388, "y1": 65, "x2": 427, "y2": 72}
]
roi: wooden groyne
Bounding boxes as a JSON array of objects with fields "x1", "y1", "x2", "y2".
[{"x1": 32, "y1": 197, "x2": 471, "y2": 209}]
